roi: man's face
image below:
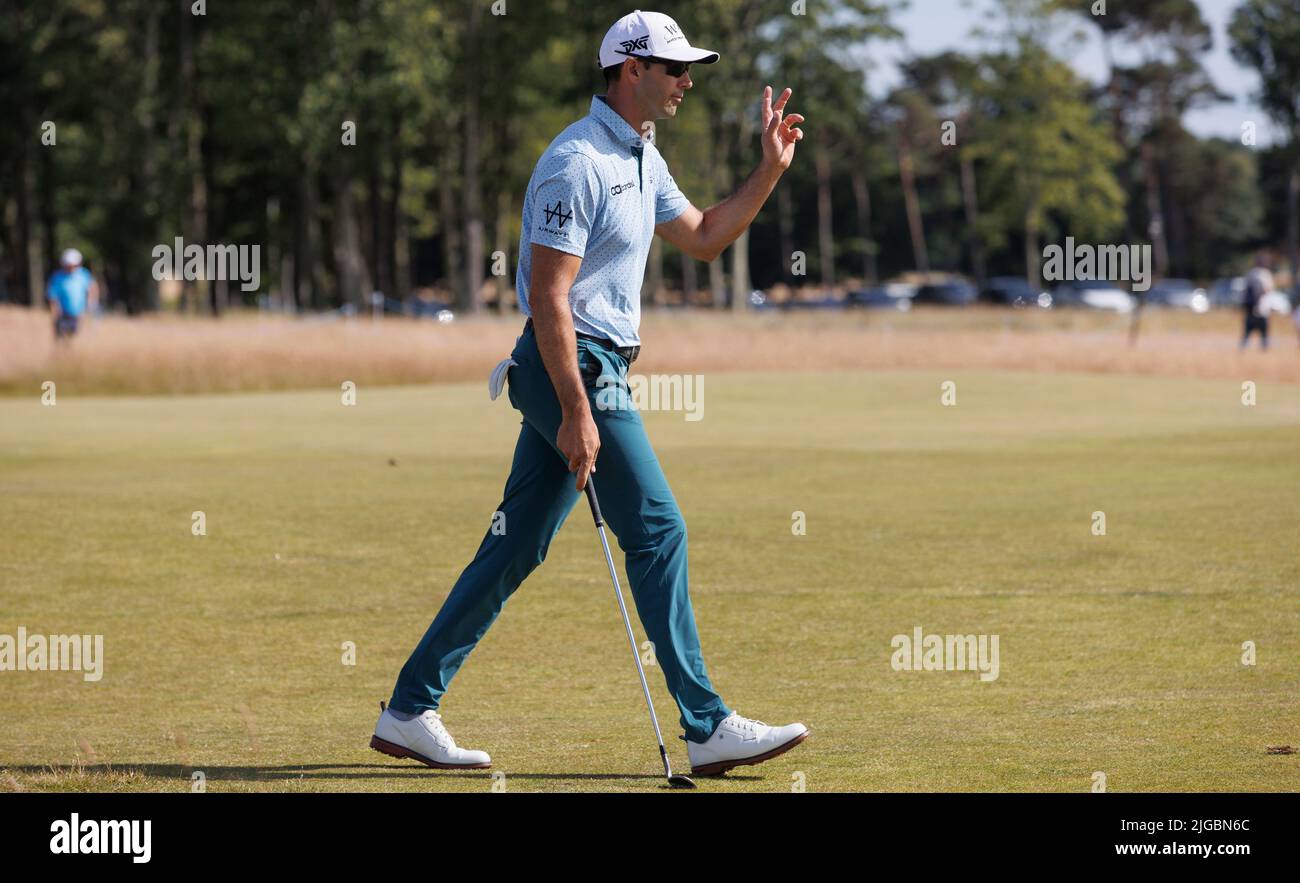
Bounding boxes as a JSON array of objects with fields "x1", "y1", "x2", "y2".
[{"x1": 634, "y1": 58, "x2": 693, "y2": 120}]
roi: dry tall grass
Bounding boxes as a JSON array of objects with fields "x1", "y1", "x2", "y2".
[{"x1": 2, "y1": 303, "x2": 1297, "y2": 396}]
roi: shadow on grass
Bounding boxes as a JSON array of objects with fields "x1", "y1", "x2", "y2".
[{"x1": 2, "y1": 763, "x2": 757, "y2": 783}]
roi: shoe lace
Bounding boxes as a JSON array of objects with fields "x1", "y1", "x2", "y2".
[
  {"x1": 730, "y1": 713, "x2": 765, "y2": 733},
  {"x1": 420, "y1": 710, "x2": 456, "y2": 747}
]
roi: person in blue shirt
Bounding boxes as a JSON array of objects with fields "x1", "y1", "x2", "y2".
[
  {"x1": 46, "y1": 249, "x2": 98, "y2": 341},
  {"x1": 373, "y1": 11, "x2": 813, "y2": 781}
]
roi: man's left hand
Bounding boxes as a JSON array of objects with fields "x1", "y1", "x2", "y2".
[{"x1": 760, "y1": 86, "x2": 805, "y2": 172}]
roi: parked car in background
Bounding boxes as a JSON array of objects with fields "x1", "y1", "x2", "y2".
[
  {"x1": 1209, "y1": 276, "x2": 1247, "y2": 308},
  {"x1": 1052, "y1": 281, "x2": 1135, "y2": 312},
  {"x1": 748, "y1": 289, "x2": 844, "y2": 311},
  {"x1": 381, "y1": 294, "x2": 455, "y2": 322},
  {"x1": 846, "y1": 283, "x2": 915, "y2": 311},
  {"x1": 784, "y1": 295, "x2": 846, "y2": 310},
  {"x1": 1142, "y1": 279, "x2": 1209, "y2": 312},
  {"x1": 912, "y1": 280, "x2": 978, "y2": 306},
  {"x1": 979, "y1": 276, "x2": 1052, "y2": 309}
]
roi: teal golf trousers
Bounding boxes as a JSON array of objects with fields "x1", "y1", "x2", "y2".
[{"x1": 388, "y1": 322, "x2": 732, "y2": 743}]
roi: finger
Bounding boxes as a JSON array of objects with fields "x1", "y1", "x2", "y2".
[
  {"x1": 782, "y1": 113, "x2": 805, "y2": 127},
  {"x1": 773, "y1": 87, "x2": 792, "y2": 113},
  {"x1": 761, "y1": 85, "x2": 772, "y2": 125}
]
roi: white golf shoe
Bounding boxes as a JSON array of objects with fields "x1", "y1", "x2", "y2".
[
  {"x1": 370, "y1": 702, "x2": 491, "y2": 770},
  {"x1": 686, "y1": 711, "x2": 810, "y2": 776}
]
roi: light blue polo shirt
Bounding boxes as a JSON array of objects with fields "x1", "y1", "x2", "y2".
[
  {"x1": 47, "y1": 267, "x2": 94, "y2": 316},
  {"x1": 516, "y1": 94, "x2": 691, "y2": 347}
]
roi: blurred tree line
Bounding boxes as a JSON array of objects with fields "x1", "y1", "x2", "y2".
[{"x1": 1, "y1": 0, "x2": 1297, "y2": 315}]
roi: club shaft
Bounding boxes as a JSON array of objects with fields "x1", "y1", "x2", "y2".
[
  {"x1": 585, "y1": 480, "x2": 672, "y2": 778},
  {"x1": 595, "y1": 522, "x2": 669, "y2": 754}
]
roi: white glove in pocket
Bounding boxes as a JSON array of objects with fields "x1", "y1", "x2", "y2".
[{"x1": 488, "y1": 356, "x2": 518, "y2": 401}]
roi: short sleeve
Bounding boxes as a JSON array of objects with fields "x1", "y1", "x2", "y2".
[
  {"x1": 655, "y1": 156, "x2": 690, "y2": 225},
  {"x1": 531, "y1": 152, "x2": 601, "y2": 258}
]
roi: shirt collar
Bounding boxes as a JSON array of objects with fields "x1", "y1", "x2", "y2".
[{"x1": 592, "y1": 95, "x2": 647, "y2": 152}]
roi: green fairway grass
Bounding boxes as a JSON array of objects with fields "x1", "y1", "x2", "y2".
[{"x1": 2, "y1": 369, "x2": 1298, "y2": 792}]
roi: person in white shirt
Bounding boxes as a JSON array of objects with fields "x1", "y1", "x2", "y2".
[{"x1": 1240, "y1": 256, "x2": 1274, "y2": 351}]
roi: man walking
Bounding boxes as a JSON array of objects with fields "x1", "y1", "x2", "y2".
[
  {"x1": 1291, "y1": 289, "x2": 1300, "y2": 348},
  {"x1": 46, "y1": 249, "x2": 98, "y2": 341},
  {"x1": 372, "y1": 10, "x2": 809, "y2": 779},
  {"x1": 1240, "y1": 254, "x2": 1275, "y2": 351}
]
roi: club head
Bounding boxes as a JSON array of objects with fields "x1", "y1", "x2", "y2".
[{"x1": 667, "y1": 773, "x2": 696, "y2": 789}]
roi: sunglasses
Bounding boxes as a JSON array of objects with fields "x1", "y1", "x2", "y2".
[{"x1": 637, "y1": 56, "x2": 692, "y2": 77}]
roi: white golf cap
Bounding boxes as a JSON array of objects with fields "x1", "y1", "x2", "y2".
[
  {"x1": 598, "y1": 10, "x2": 719, "y2": 69},
  {"x1": 61, "y1": 248, "x2": 83, "y2": 266}
]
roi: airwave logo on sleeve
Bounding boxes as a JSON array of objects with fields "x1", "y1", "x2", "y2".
[
  {"x1": 50, "y1": 814, "x2": 151, "y2": 863},
  {"x1": 542, "y1": 200, "x2": 573, "y2": 229},
  {"x1": 610, "y1": 181, "x2": 636, "y2": 196},
  {"x1": 619, "y1": 35, "x2": 650, "y2": 54}
]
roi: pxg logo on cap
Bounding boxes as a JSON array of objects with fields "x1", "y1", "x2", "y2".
[{"x1": 598, "y1": 10, "x2": 720, "y2": 69}]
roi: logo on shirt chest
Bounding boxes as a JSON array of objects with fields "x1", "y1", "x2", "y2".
[
  {"x1": 542, "y1": 200, "x2": 573, "y2": 229},
  {"x1": 610, "y1": 181, "x2": 636, "y2": 196}
]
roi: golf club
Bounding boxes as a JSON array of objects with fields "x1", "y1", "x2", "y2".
[{"x1": 583, "y1": 477, "x2": 696, "y2": 789}]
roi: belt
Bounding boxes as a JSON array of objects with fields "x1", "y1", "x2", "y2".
[{"x1": 524, "y1": 317, "x2": 639, "y2": 364}]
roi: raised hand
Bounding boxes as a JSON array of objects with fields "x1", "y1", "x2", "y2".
[{"x1": 760, "y1": 86, "x2": 805, "y2": 171}]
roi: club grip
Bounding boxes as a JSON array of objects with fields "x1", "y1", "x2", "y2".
[{"x1": 583, "y1": 478, "x2": 604, "y2": 527}]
